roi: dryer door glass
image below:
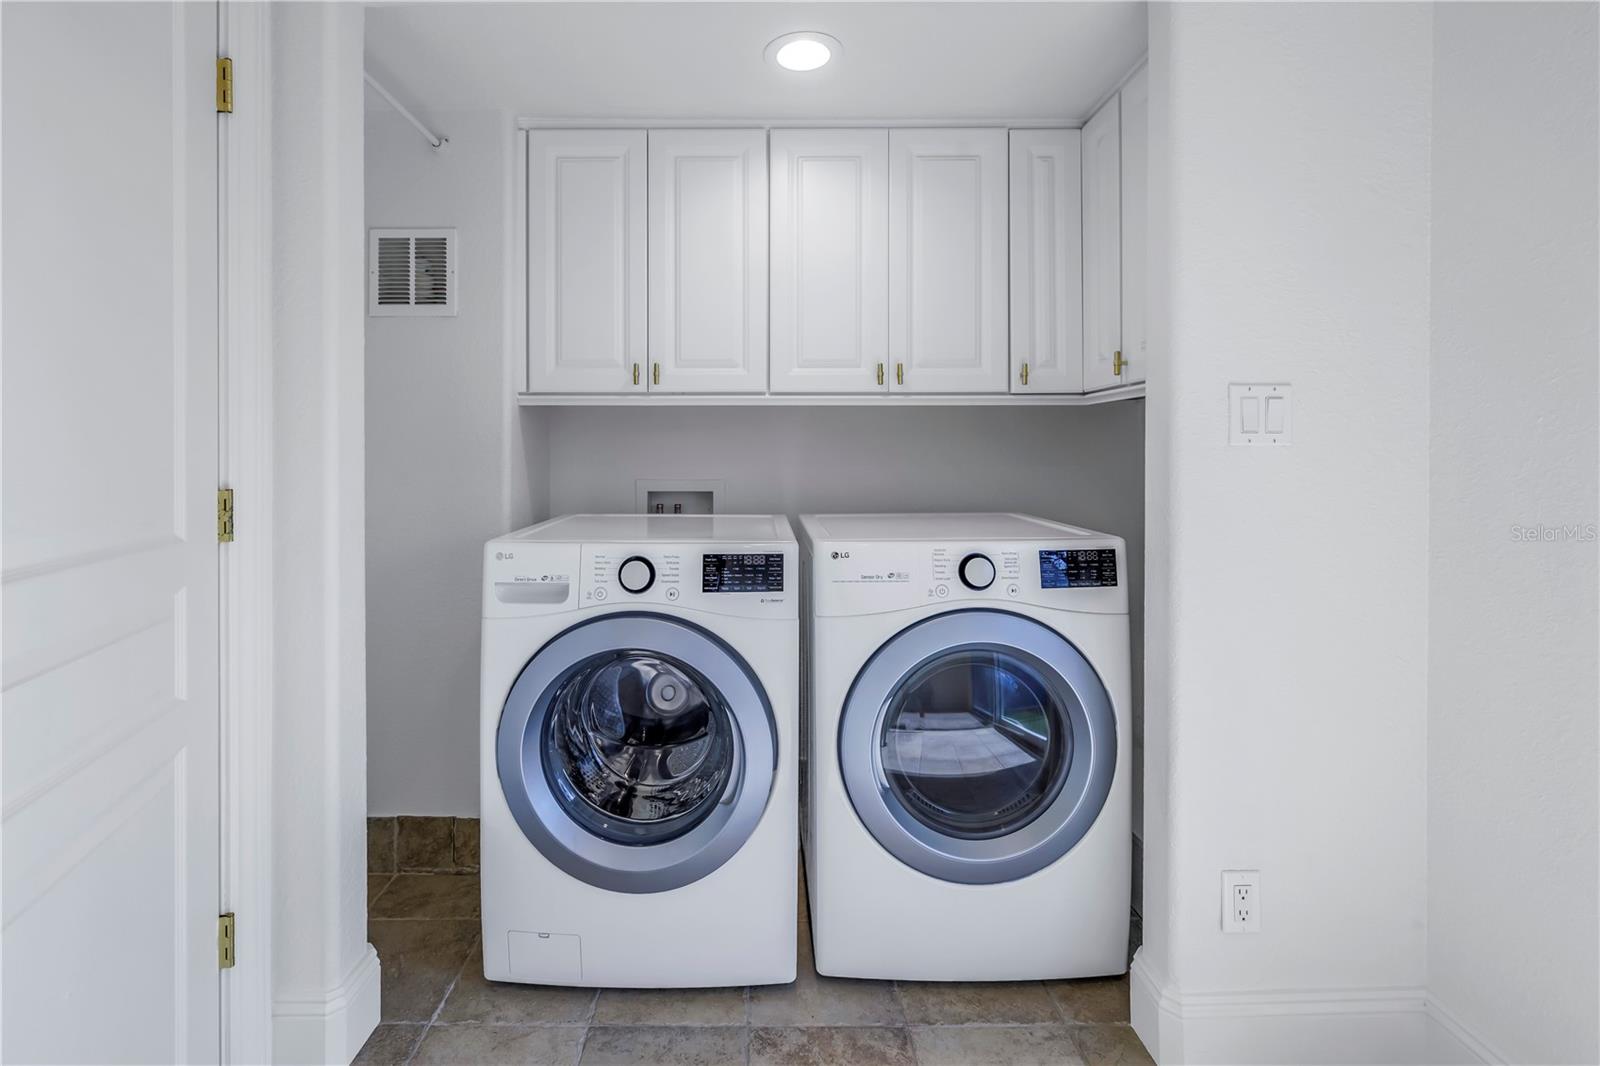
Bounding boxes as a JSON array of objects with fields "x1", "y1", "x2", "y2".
[
  {"x1": 879, "y1": 649, "x2": 1071, "y2": 840},
  {"x1": 543, "y1": 651, "x2": 737, "y2": 846},
  {"x1": 837, "y1": 609, "x2": 1118, "y2": 885}
]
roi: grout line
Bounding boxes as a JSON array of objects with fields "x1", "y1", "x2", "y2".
[
  {"x1": 401, "y1": 933, "x2": 478, "y2": 1066},
  {"x1": 368, "y1": 873, "x2": 397, "y2": 907}
]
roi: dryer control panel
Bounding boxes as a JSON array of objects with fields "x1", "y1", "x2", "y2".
[{"x1": 809, "y1": 538, "x2": 1127, "y2": 618}]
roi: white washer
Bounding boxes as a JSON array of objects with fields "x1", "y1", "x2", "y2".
[
  {"x1": 481, "y1": 514, "x2": 798, "y2": 987},
  {"x1": 799, "y1": 513, "x2": 1130, "y2": 981}
]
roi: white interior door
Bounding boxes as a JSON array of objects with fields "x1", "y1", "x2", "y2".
[
  {"x1": 648, "y1": 129, "x2": 768, "y2": 393},
  {"x1": 769, "y1": 129, "x2": 889, "y2": 394},
  {"x1": 1081, "y1": 96, "x2": 1124, "y2": 391},
  {"x1": 888, "y1": 128, "x2": 1009, "y2": 394},
  {"x1": 1009, "y1": 129, "x2": 1085, "y2": 395},
  {"x1": 2, "y1": 3, "x2": 222, "y2": 1063},
  {"x1": 526, "y1": 129, "x2": 648, "y2": 394}
]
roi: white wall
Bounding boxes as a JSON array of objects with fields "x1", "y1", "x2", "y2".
[
  {"x1": 1427, "y1": 5, "x2": 1599, "y2": 1063},
  {"x1": 365, "y1": 109, "x2": 537, "y2": 816},
  {"x1": 1136, "y1": 4, "x2": 1434, "y2": 1060},
  {"x1": 270, "y1": 5, "x2": 378, "y2": 1060}
]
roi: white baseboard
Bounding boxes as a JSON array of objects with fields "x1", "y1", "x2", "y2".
[
  {"x1": 272, "y1": 944, "x2": 382, "y2": 1065},
  {"x1": 1423, "y1": 997, "x2": 1501, "y2": 1065},
  {"x1": 1130, "y1": 950, "x2": 1437, "y2": 1065}
]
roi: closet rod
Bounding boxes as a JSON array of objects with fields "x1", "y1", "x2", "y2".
[{"x1": 364, "y1": 72, "x2": 446, "y2": 149}]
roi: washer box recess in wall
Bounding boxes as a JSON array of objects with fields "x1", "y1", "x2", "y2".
[{"x1": 1229, "y1": 383, "x2": 1293, "y2": 446}]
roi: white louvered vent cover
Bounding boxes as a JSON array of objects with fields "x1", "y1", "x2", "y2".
[{"x1": 369, "y1": 228, "x2": 457, "y2": 316}]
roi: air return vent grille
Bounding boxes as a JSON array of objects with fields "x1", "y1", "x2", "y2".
[{"x1": 369, "y1": 228, "x2": 457, "y2": 316}]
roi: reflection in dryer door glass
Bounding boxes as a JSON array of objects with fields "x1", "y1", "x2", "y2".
[{"x1": 878, "y1": 649, "x2": 1072, "y2": 840}]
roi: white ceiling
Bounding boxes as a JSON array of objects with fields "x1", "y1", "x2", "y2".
[{"x1": 364, "y1": 2, "x2": 1147, "y2": 124}]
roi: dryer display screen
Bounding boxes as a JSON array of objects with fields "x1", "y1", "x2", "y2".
[
  {"x1": 702, "y1": 553, "x2": 785, "y2": 593},
  {"x1": 1040, "y1": 548, "x2": 1118, "y2": 589}
]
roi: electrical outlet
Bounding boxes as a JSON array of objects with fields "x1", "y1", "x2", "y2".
[{"x1": 1221, "y1": 870, "x2": 1261, "y2": 933}]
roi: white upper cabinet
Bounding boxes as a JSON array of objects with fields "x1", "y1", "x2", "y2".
[
  {"x1": 1008, "y1": 130, "x2": 1084, "y2": 395},
  {"x1": 888, "y1": 128, "x2": 1009, "y2": 394},
  {"x1": 1081, "y1": 95, "x2": 1123, "y2": 392},
  {"x1": 526, "y1": 130, "x2": 647, "y2": 393},
  {"x1": 769, "y1": 130, "x2": 890, "y2": 394},
  {"x1": 648, "y1": 129, "x2": 768, "y2": 393},
  {"x1": 1119, "y1": 66, "x2": 1149, "y2": 386}
]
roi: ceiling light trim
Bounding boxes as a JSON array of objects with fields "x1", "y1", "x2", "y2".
[{"x1": 764, "y1": 31, "x2": 841, "y2": 73}]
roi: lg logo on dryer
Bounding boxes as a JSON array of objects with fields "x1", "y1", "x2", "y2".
[{"x1": 830, "y1": 550, "x2": 850, "y2": 559}]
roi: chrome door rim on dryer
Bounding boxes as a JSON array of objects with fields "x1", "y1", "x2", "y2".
[
  {"x1": 838, "y1": 608, "x2": 1117, "y2": 885},
  {"x1": 497, "y1": 612, "x2": 777, "y2": 893}
]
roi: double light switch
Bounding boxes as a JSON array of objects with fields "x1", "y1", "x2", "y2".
[{"x1": 1229, "y1": 384, "x2": 1292, "y2": 446}]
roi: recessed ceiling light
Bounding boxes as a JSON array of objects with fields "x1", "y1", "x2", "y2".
[{"x1": 765, "y1": 31, "x2": 840, "y2": 73}]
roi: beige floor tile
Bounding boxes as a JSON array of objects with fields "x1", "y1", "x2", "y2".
[
  {"x1": 896, "y1": 981, "x2": 1059, "y2": 1025},
  {"x1": 1045, "y1": 975, "x2": 1130, "y2": 1024},
  {"x1": 1069, "y1": 1024, "x2": 1155, "y2": 1065},
  {"x1": 368, "y1": 920, "x2": 478, "y2": 1022},
  {"x1": 412, "y1": 1024, "x2": 584, "y2": 1065},
  {"x1": 437, "y1": 942, "x2": 597, "y2": 1025},
  {"x1": 577, "y1": 1025, "x2": 747, "y2": 1065},
  {"x1": 748, "y1": 929, "x2": 902, "y2": 1027},
  {"x1": 749, "y1": 1026, "x2": 914, "y2": 1066},
  {"x1": 351, "y1": 1023, "x2": 424, "y2": 1065},
  {"x1": 910, "y1": 1025, "x2": 1085, "y2": 1066},
  {"x1": 368, "y1": 874, "x2": 394, "y2": 904},
  {"x1": 591, "y1": 986, "x2": 747, "y2": 1027},
  {"x1": 369, "y1": 873, "x2": 481, "y2": 920}
]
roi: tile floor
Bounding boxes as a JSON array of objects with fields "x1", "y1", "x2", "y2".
[{"x1": 357, "y1": 870, "x2": 1151, "y2": 1065}]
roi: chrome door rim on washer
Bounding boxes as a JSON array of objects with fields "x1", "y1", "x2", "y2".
[
  {"x1": 497, "y1": 613, "x2": 777, "y2": 894},
  {"x1": 838, "y1": 609, "x2": 1117, "y2": 885}
]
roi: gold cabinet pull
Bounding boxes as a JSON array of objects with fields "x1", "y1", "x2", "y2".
[
  {"x1": 876, "y1": 363, "x2": 885, "y2": 386},
  {"x1": 895, "y1": 362, "x2": 904, "y2": 386},
  {"x1": 1113, "y1": 350, "x2": 1126, "y2": 376},
  {"x1": 1020, "y1": 362, "x2": 1030, "y2": 386},
  {"x1": 632, "y1": 362, "x2": 640, "y2": 386},
  {"x1": 652, "y1": 362, "x2": 661, "y2": 385}
]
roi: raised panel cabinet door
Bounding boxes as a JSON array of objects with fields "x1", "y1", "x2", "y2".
[
  {"x1": 1081, "y1": 96, "x2": 1124, "y2": 391},
  {"x1": 1009, "y1": 130, "x2": 1085, "y2": 394},
  {"x1": 1120, "y1": 66, "x2": 1149, "y2": 385},
  {"x1": 649, "y1": 129, "x2": 768, "y2": 393},
  {"x1": 526, "y1": 129, "x2": 647, "y2": 393},
  {"x1": 888, "y1": 128, "x2": 1009, "y2": 394},
  {"x1": 770, "y1": 130, "x2": 889, "y2": 394},
  {"x1": 2, "y1": 3, "x2": 221, "y2": 1062}
]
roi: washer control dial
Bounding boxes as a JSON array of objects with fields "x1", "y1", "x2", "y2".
[
  {"x1": 959, "y1": 553, "x2": 996, "y2": 591},
  {"x1": 618, "y1": 556, "x2": 656, "y2": 594}
]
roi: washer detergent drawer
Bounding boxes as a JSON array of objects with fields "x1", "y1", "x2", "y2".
[{"x1": 507, "y1": 931, "x2": 582, "y2": 984}]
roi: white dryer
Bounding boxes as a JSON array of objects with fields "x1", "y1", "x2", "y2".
[
  {"x1": 799, "y1": 513, "x2": 1130, "y2": 981},
  {"x1": 481, "y1": 514, "x2": 797, "y2": 988}
]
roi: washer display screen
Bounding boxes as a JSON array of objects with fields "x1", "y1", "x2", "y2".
[
  {"x1": 1040, "y1": 548, "x2": 1119, "y2": 589},
  {"x1": 702, "y1": 553, "x2": 785, "y2": 593}
]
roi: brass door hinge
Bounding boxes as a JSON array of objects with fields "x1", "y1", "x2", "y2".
[
  {"x1": 216, "y1": 57, "x2": 233, "y2": 113},
  {"x1": 218, "y1": 913, "x2": 236, "y2": 969},
  {"x1": 1113, "y1": 350, "x2": 1127, "y2": 376},
  {"x1": 217, "y1": 488, "x2": 235, "y2": 543}
]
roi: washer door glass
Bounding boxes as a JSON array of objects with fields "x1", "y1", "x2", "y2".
[
  {"x1": 880, "y1": 649, "x2": 1071, "y2": 840},
  {"x1": 838, "y1": 610, "x2": 1117, "y2": 885},
  {"x1": 544, "y1": 651, "x2": 736, "y2": 845},
  {"x1": 497, "y1": 613, "x2": 776, "y2": 894}
]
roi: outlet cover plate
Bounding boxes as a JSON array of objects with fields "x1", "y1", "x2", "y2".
[{"x1": 1221, "y1": 869, "x2": 1261, "y2": 933}]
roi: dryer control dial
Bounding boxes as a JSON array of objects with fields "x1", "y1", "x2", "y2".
[
  {"x1": 618, "y1": 556, "x2": 656, "y2": 594},
  {"x1": 959, "y1": 553, "x2": 996, "y2": 591}
]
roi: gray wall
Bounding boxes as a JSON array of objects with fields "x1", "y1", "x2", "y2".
[{"x1": 1428, "y1": 4, "x2": 1599, "y2": 1061}]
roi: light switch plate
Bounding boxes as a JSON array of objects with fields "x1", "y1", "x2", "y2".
[{"x1": 1229, "y1": 384, "x2": 1293, "y2": 446}]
